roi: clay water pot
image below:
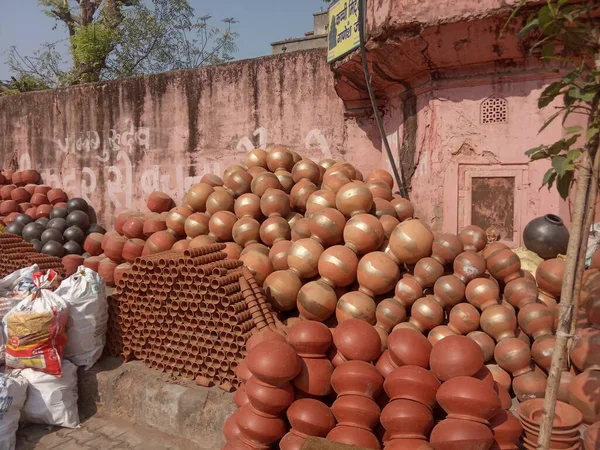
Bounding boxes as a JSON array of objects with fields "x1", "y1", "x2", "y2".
[
  {"x1": 486, "y1": 248, "x2": 521, "y2": 284},
  {"x1": 0, "y1": 184, "x2": 16, "y2": 200},
  {"x1": 518, "y1": 303, "x2": 554, "y2": 340},
  {"x1": 322, "y1": 169, "x2": 351, "y2": 193},
  {"x1": 480, "y1": 304, "x2": 517, "y2": 342},
  {"x1": 309, "y1": 208, "x2": 346, "y2": 247},
  {"x1": 333, "y1": 318, "x2": 381, "y2": 362},
  {"x1": 171, "y1": 239, "x2": 189, "y2": 252},
  {"x1": 357, "y1": 252, "x2": 400, "y2": 297},
  {"x1": 83, "y1": 232, "x2": 104, "y2": 256},
  {"x1": 223, "y1": 165, "x2": 246, "y2": 184},
  {"x1": 266, "y1": 147, "x2": 295, "y2": 172},
  {"x1": 145, "y1": 230, "x2": 177, "y2": 254},
  {"x1": 142, "y1": 215, "x2": 167, "y2": 237},
  {"x1": 380, "y1": 215, "x2": 400, "y2": 240},
  {"x1": 287, "y1": 238, "x2": 323, "y2": 279},
  {"x1": 430, "y1": 418, "x2": 493, "y2": 450},
  {"x1": 122, "y1": 238, "x2": 145, "y2": 263},
  {"x1": 263, "y1": 270, "x2": 302, "y2": 312},
  {"x1": 558, "y1": 370, "x2": 575, "y2": 404},
  {"x1": 245, "y1": 377, "x2": 294, "y2": 415},
  {"x1": 523, "y1": 214, "x2": 569, "y2": 259},
  {"x1": 453, "y1": 251, "x2": 486, "y2": 284},
  {"x1": 536, "y1": 258, "x2": 565, "y2": 298},
  {"x1": 330, "y1": 360, "x2": 384, "y2": 398},
  {"x1": 493, "y1": 380, "x2": 513, "y2": 411},
  {"x1": 390, "y1": 197, "x2": 415, "y2": 221},
  {"x1": 447, "y1": 303, "x2": 480, "y2": 335},
  {"x1": 269, "y1": 240, "x2": 292, "y2": 271},
  {"x1": 199, "y1": 173, "x2": 223, "y2": 187},
  {"x1": 387, "y1": 328, "x2": 432, "y2": 369},
  {"x1": 206, "y1": 189, "x2": 235, "y2": 215},
  {"x1": 467, "y1": 331, "x2": 496, "y2": 362},
  {"x1": 222, "y1": 242, "x2": 242, "y2": 260},
  {"x1": 245, "y1": 148, "x2": 268, "y2": 169},
  {"x1": 10, "y1": 187, "x2": 30, "y2": 204},
  {"x1": 465, "y1": 278, "x2": 500, "y2": 311},
  {"x1": 166, "y1": 206, "x2": 192, "y2": 236},
  {"x1": 384, "y1": 365, "x2": 441, "y2": 409},
  {"x1": 239, "y1": 251, "x2": 273, "y2": 285},
  {"x1": 409, "y1": 296, "x2": 445, "y2": 332},
  {"x1": 295, "y1": 279, "x2": 337, "y2": 321},
  {"x1": 586, "y1": 295, "x2": 600, "y2": 328},
  {"x1": 120, "y1": 216, "x2": 143, "y2": 240},
  {"x1": 458, "y1": 225, "x2": 487, "y2": 252},
  {"x1": 234, "y1": 193, "x2": 263, "y2": 221},
  {"x1": 503, "y1": 277, "x2": 538, "y2": 309},
  {"x1": 381, "y1": 399, "x2": 434, "y2": 440},
  {"x1": 430, "y1": 335, "x2": 485, "y2": 381},
  {"x1": 146, "y1": 191, "x2": 173, "y2": 213},
  {"x1": 259, "y1": 216, "x2": 291, "y2": 245},
  {"x1": 326, "y1": 425, "x2": 381, "y2": 450},
  {"x1": 236, "y1": 404, "x2": 287, "y2": 447},
  {"x1": 259, "y1": 188, "x2": 290, "y2": 217},
  {"x1": 291, "y1": 217, "x2": 311, "y2": 241},
  {"x1": 232, "y1": 217, "x2": 261, "y2": 247},
  {"x1": 365, "y1": 169, "x2": 394, "y2": 189},
  {"x1": 376, "y1": 298, "x2": 407, "y2": 332},
  {"x1": 335, "y1": 182, "x2": 374, "y2": 218},
  {"x1": 413, "y1": 257, "x2": 445, "y2": 288},
  {"x1": 318, "y1": 245, "x2": 359, "y2": 288},
  {"x1": 47, "y1": 188, "x2": 67, "y2": 205},
  {"x1": 21, "y1": 169, "x2": 40, "y2": 185},
  {"x1": 305, "y1": 190, "x2": 336, "y2": 218},
  {"x1": 246, "y1": 340, "x2": 301, "y2": 386},
  {"x1": 494, "y1": 337, "x2": 532, "y2": 376},
  {"x1": 287, "y1": 320, "x2": 332, "y2": 355},
  {"x1": 336, "y1": 291, "x2": 376, "y2": 324},
  {"x1": 372, "y1": 198, "x2": 396, "y2": 219},
  {"x1": 437, "y1": 375, "x2": 501, "y2": 423},
  {"x1": 98, "y1": 258, "x2": 118, "y2": 286},
  {"x1": 241, "y1": 242, "x2": 269, "y2": 256},
  {"x1": 512, "y1": 370, "x2": 547, "y2": 402},
  {"x1": 428, "y1": 326, "x2": 457, "y2": 346},
  {"x1": 290, "y1": 180, "x2": 318, "y2": 212},
  {"x1": 489, "y1": 410, "x2": 523, "y2": 450},
  {"x1": 188, "y1": 234, "x2": 217, "y2": 249},
  {"x1": 393, "y1": 275, "x2": 424, "y2": 309},
  {"x1": 365, "y1": 181, "x2": 392, "y2": 201},
  {"x1": 343, "y1": 213, "x2": 385, "y2": 255},
  {"x1": 570, "y1": 328, "x2": 600, "y2": 372},
  {"x1": 375, "y1": 350, "x2": 395, "y2": 378},
  {"x1": 331, "y1": 394, "x2": 380, "y2": 429},
  {"x1": 432, "y1": 275, "x2": 466, "y2": 309},
  {"x1": 387, "y1": 219, "x2": 434, "y2": 265},
  {"x1": 103, "y1": 235, "x2": 127, "y2": 261},
  {"x1": 431, "y1": 233, "x2": 464, "y2": 265},
  {"x1": 286, "y1": 398, "x2": 336, "y2": 440},
  {"x1": 185, "y1": 183, "x2": 213, "y2": 212},
  {"x1": 224, "y1": 169, "x2": 253, "y2": 197},
  {"x1": 62, "y1": 254, "x2": 85, "y2": 276},
  {"x1": 290, "y1": 159, "x2": 320, "y2": 184}
]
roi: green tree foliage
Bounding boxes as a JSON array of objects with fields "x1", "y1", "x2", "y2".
[
  {"x1": 508, "y1": 0, "x2": 600, "y2": 199},
  {"x1": 7, "y1": 0, "x2": 238, "y2": 89}
]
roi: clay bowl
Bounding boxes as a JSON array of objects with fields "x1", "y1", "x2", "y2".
[
  {"x1": 520, "y1": 419, "x2": 580, "y2": 439},
  {"x1": 522, "y1": 428, "x2": 580, "y2": 449},
  {"x1": 522, "y1": 435, "x2": 581, "y2": 450},
  {"x1": 518, "y1": 399, "x2": 582, "y2": 431}
]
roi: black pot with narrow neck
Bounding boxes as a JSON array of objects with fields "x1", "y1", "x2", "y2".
[{"x1": 523, "y1": 214, "x2": 569, "y2": 260}]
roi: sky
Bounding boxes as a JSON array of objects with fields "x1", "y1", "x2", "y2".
[{"x1": 0, "y1": 0, "x2": 328, "y2": 80}]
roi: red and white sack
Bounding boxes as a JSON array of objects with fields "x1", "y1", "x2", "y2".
[
  {"x1": 0, "y1": 372, "x2": 28, "y2": 450},
  {"x1": 3, "y1": 270, "x2": 68, "y2": 376},
  {"x1": 56, "y1": 266, "x2": 108, "y2": 369}
]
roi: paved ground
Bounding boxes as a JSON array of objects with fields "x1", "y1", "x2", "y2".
[{"x1": 16, "y1": 413, "x2": 198, "y2": 450}]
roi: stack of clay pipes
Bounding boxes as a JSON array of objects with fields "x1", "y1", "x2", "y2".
[
  {"x1": 105, "y1": 243, "x2": 280, "y2": 391},
  {"x1": 0, "y1": 233, "x2": 65, "y2": 278}
]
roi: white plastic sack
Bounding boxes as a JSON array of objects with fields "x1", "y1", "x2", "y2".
[
  {"x1": 20, "y1": 359, "x2": 79, "y2": 428},
  {"x1": 0, "y1": 265, "x2": 39, "y2": 297},
  {"x1": 0, "y1": 372, "x2": 28, "y2": 450},
  {"x1": 56, "y1": 266, "x2": 107, "y2": 370}
]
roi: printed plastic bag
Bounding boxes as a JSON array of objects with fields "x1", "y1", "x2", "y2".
[
  {"x1": 3, "y1": 270, "x2": 68, "y2": 376},
  {"x1": 0, "y1": 265, "x2": 39, "y2": 297},
  {"x1": 0, "y1": 372, "x2": 28, "y2": 450},
  {"x1": 56, "y1": 266, "x2": 108, "y2": 369},
  {"x1": 20, "y1": 359, "x2": 79, "y2": 428}
]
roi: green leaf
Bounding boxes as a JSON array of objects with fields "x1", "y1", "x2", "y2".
[
  {"x1": 541, "y1": 42, "x2": 555, "y2": 59},
  {"x1": 542, "y1": 168, "x2": 555, "y2": 186},
  {"x1": 552, "y1": 155, "x2": 568, "y2": 176},
  {"x1": 531, "y1": 151, "x2": 549, "y2": 161},
  {"x1": 567, "y1": 148, "x2": 582, "y2": 161},
  {"x1": 547, "y1": 141, "x2": 565, "y2": 155},
  {"x1": 518, "y1": 18, "x2": 540, "y2": 40},
  {"x1": 587, "y1": 128, "x2": 599, "y2": 139},
  {"x1": 539, "y1": 111, "x2": 562, "y2": 133},
  {"x1": 537, "y1": 6, "x2": 554, "y2": 30},
  {"x1": 566, "y1": 126, "x2": 583, "y2": 135},
  {"x1": 557, "y1": 172, "x2": 574, "y2": 200},
  {"x1": 538, "y1": 82, "x2": 564, "y2": 108},
  {"x1": 568, "y1": 86, "x2": 583, "y2": 99}
]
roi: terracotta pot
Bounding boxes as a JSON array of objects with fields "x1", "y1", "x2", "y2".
[
  {"x1": 232, "y1": 217, "x2": 261, "y2": 247},
  {"x1": 523, "y1": 214, "x2": 569, "y2": 260},
  {"x1": 246, "y1": 329, "x2": 287, "y2": 353},
  {"x1": 166, "y1": 206, "x2": 193, "y2": 236},
  {"x1": 259, "y1": 188, "x2": 290, "y2": 217},
  {"x1": 286, "y1": 398, "x2": 336, "y2": 438},
  {"x1": 584, "y1": 421, "x2": 600, "y2": 450},
  {"x1": 414, "y1": 257, "x2": 445, "y2": 288},
  {"x1": 335, "y1": 182, "x2": 374, "y2": 218},
  {"x1": 390, "y1": 197, "x2": 415, "y2": 221},
  {"x1": 10, "y1": 188, "x2": 30, "y2": 204},
  {"x1": 480, "y1": 304, "x2": 517, "y2": 342},
  {"x1": 331, "y1": 394, "x2": 380, "y2": 430},
  {"x1": 297, "y1": 279, "x2": 338, "y2": 322},
  {"x1": 489, "y1": 410, "x2": 523, "y2": 450},
  {"x1": 239, "y1": 251, "x2": 273, "y2": 285},
  {"x1": 512, "y1": 370, "x2": 547, "y2": 402},
  {"x1": 433, "y1": 275, "x2": 466, "y2": 309},
  {"x1": 234, "y1": 193, "x2": 263, "y2": 220},
  {"x1": 409, "y1": 295, "x2": 445, "y2": 332},
  {"x1": 430, "y1": 418, "x2": 493, "y2": 450},
  {"x1": 259, "y1": 216, "x2": 291, "y2": 246},
  {"x1": 453, "y1": 251, "x2": 486, "y2": 284},
  {"x1": 83, "y1": 232, "x2": 104, "y2": 256},
  {"x1": 245, "y1": 376, "x2": 294, "y2": 415},
  {"x1": 486, "y1": 248, "x2": 521, "y2": 284},
  {"x1": 357, "y1": 251, "x2": 401, "y2": 297},
  {"x1": 448, "y1": 303, "x2": 480, "y2": 335},
  {"x1": 343, "y1": 213, "x2": 385, "y2": 255},
  {"x1": 236, "y1": 404, "x2": 287, "y2": 447},
  {"x1": 330, "y1": 360, "x2": 383, "y2": 398},
  {"x1": 586, "y1": 294, "x2": 600, "y2": 328},
  {"x1": 246, "y1": 340, "x2": 301, "y2": 386},
  {"x1": 291, "y1": 159, "x2": 320, "y2": 184},
  {"x1": 266, "y1": 147, "x2": 295, "y2": 172},
  {"x1": 381, "y1": 399, "x2": 434, "y2": 440},
  {"x1": 287, "y1": 238, "x2": 324, "y2": 279},
  {"x1": 290, "y1": 180, "x2": 318, "y2": 212},
  {"x1": 467, "y1": 331, "x2": 496, "y2": 363},
  {"x1": 269, "y1": 240, "x2": 292, "y2": 271},
  {"x1": 318, "y1": 245, "x2": 359, "y2": 288},
  {"x1": 291, "y1": 217, "x2": 311, "y2": 241},
  {"x1": 333, "y1": 318, "x2": 381, "y2": 362},
  {"x1": 504, "y1": 277, "x2": 538, "y2": 309},
  {"x1": 62, "y1": 255, "x2": 84, "y2": 276},
  {"x1": 309, "y1": 208, "x2": 346, "y2": 247},
  {"x1": 47, "y1": 188, "x2": 67, "y2": 205},
  {"x1": 98, "y1": 258, "x2": 118, "y2": 287},
  {"x1": 431, "y1": 233, "x2": 464, "y2": 265},
  {"x1": 326, "y1": 425, "x2": 381, "y2": 450},
  {"x1": 557, "y1": 370, "x2": 575, "y2": 404},
  {"x1": 305, "y1": 189, "x2": 336, "y2": 218},
  {"x1": 241, "y1": 242, "x2": 269, "y2": 256},
  {"x1": 517, "y1": 303, "x2": 554, "y2": 341},
  {"x1": 206, "y1": 189, "x2": 235, "y2": 215},
  {"x1": 372, "y1": 198, "x2": 396, "y2": 219},
  {"x1": 465, "y1": 278, "x2": 500, "y2": 311},
  {"x1": 200, "y1": 173, "x2": 223, "y2": 187},
  {"x1": 384, "y1": 365, "x2": 441, "y2": 409},
  {"x1": 287, "y1": 315, "x2": 332, "y2": 356},
  {"x1": 428, "y1": 326, "x2": 457, "y2": 346},
  {"x1": 570, "y1": 328, "x2": 600, "y2": 372},
  {"x1": 0, "y1": 185, "x2": 16, "y2": 200},
  {"x1": 519, "y1": 398, "x2": 583, "y2": 431},
  {"x1": 224, "y1": 169, "x2": 253, "y2": 197},
  {"x1": 336, "y1": 291, "x2": 376, "y2": 324},
  {"x1": 185, "y1": 183, "x2": 214, "y2": 212},
  {"x1": 143, "y1": 215, "x2": 168, "y2": 237},
  {"x1": 365, "y1": 169, "x2": 394, "y2": 189},
  {"x1": 376, "y1": 298, "x2": 407, "y2": 332},
  {"x1": 263, "y1": 269, "x2": 302, "y2": 312},
  {"x1": 494, "y1": 337, "x2": 532, "y2": 377},
  {"x1": 387, "y1": 219, "x2": 434, "y2": 265},
  {"x1": 387, "y1": 328, "x2": 432, "y2": 369},
  {"x1": 380, "y1": 215, "x2": 400, "y2": 240},
  {"x1": 122, "y1": 238, "x2": 145, "y2": 263},
  {"x1": 430, "y1": 335, "x2": 485, "y2": 381},
  {"x1": 536, "y1": 258, "x2": 565, "y2": 298},
  {"x1": 145, "y1": 230, "x2": 177, "y2": 255},
  {"x1": 436, "y1": 376, "x2": 501, "y2": 424},
  {"x1": 366, "y1": 181, "x2": 392, "y2": 201},
  {"x1": 245, "y1": 148, "x2": 268, "y2": 169},
  {"x1": 147, "y1": 191, "x2": 174, "y2": 213},
  {"x1": 104, "y1": 235, "x2": 127, "y2": 262},
  {"x1": 21, "y1": 169, "x2": 40, "y2": 185},
  {"x1": 394, "y1": 275, "x2": 424, "y2": 309},
  {"x1": 457, "y1": 225, "x2": 488, "y2": 252}
]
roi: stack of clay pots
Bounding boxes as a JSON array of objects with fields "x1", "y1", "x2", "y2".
[
  {"x1": 105, "y1": 243, "x2": 279, "y2": 391},
  {"x1": 517, "y1": 399, "x2": 583, "y2": 449},
  {"x1": 0, "y1": 233, "x2": 65, "y2": 277}
]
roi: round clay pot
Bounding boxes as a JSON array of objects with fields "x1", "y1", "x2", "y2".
[
  {"x1": 318, "y1": 245, "x2": 359, "y2": 288},
  {"x1": 365, "y1": 181, "x2": 392, "y2": 201},
  {"x1": 390, "y1": 197, "x2": 415, "y2": 221},
  {"x1": 245, "y1": 376, "x2": 294, "y2": 415},
  {"x1": 504, "y1": 277, "x2": 538, "y2": 309},
  {"x1": 297, "y1": 279, "x2": 338, "y2": 322},
  {"x1": 344, "y1": 214, "x2": 385, "y2": 255},
  {"x1": 431, "y1": 233, "x2": 464, "y2": 265},
  {"x1": 206, "y1": 189, "x2": 235, "y2": 215},
  {"x1": 494, "y1": 337, "x2": 532, "y2": 377},
  {"x1": 489, "y1": 410, "x2": 523, "y2": 450},
  {"x1": 98, "y1": 258, "x2": 118, "y2": 286},
  {"x1": 326, "y1": 425, "x2": 380, "y2": 450},
  {"x1": 287, "y1": 398, "x2": 336, "y2": 437},
  {"x1": 232, "y1": 217, "x2": 261, "y2": 247},
  {"x1": 430, "y1": 335, "x2": 485, "y2": 381},
  {"x1": 512, "y1": 370, "x2": 547, "y2": 402},
  {"x1": 394, "y1": 275, "x2": 425, "y2": 308},
  {"x1": 430, "y1": 418, "x2": 493, "y2": 450},
  {"x1": 387, "y1": 328, "x2": 432, "y2": 369},
  {"x1": 103, "y1": 235, "x2": 127, "y2": 262},
  {"x1": 145, "y1": 191, "x2": 172, "y2": 213},
  {"x1": 413, "y1": 257, "x2": 445, "y2": 288},
  {"x1": 290, "y1": 180, "x2": 318, "y2": 212},
  {"x1": 186, "y1": 183, "x2": 214, "y2": 212},
  {"x1": 288, "y1": 320, "x2": 332, "y2": 356},
  {"x1": 145, "y1": 230, "x2": 177, "y2": 255},
  {"x1": 453, "y1": 251, "x2": 486, "y2": 284},
  {"x1": 333, "y1": 318, "x2": 381, "y2": 362},
  {"x1": 266, "y1": 147, "x2": 295, "y2": 172},
  {"x1": 330, "y1": 360, "x2": 383, "y2": 398},
  {"x1": 330, "y1": 393, "x2": 380, "y2": 430},
  {"x1": 287, "y1": 238, "x2": 324, "y2": 279},
  {"x1": 409, "y1": 296, "x2": 445, "y2": 332},
  {"x1": 372, "y1": 198, "x2": 396, "y2": 219},
  {"x1": 291, "y1": 159, "x2": 320, "y2": 184},
  {"x1": 458, "y1": 225, "x2": 488, "y2": 252},
  {"x1": 376, "y1": 298, "x2": 407, "y2": 333},
  {"x1": 264, "y1": 270, "x2": 302, "y2": 312},
  {"x1": 536, "y1": 258, "x2": 565, "y2": 298},
  {"x1": 234, "y1": 193, "x2": 262, "y2": 220},
  {"x1": 335, "y1": 182, "x2": 374, "y2": 218},
  {"x1": 235, "y1": 404, "x2": 287, "y2": 447},
  {"x1": 357, "y1": 251, "x2": 400, "y2": 297},
  {"x1": 224, "y1": 169, "x2": 253, "y2": 197},
  {"x1": 486, "y1": 248, "x2": 521, "y2": 284},
  {"x1": 259, "y1": 216, "x2": 291, "y2": 246},
  {"x1": 260, "y1": 188, "x2": 290, "y2": 217},
  {"x1": 291, "y1": 217, "x2": 311, "y2": 241},
  {"x1": 523, "y1": 214, "x2": 569, "y2": 259},
  {"x1": 380, "y1": 215, "x2": 400, "y2": 240},
  {"x1": 269, "y1": 240, "x2": 293, "y2": 271},
  {"x1": 437, "y1": 375, "x2": 501, "y2": 424},
  {"x1": 467, "y1": 331, "x2": 496, "y2": 362},
  {"x1": 21, "y1": 169, "x2": 40, "y2": 184},
  {"x1": 245, "y1": 148, "x2": 268, "y2": 169},
  {"x1": 46, "y1": 188, "x2": 67, "y2": 205},
  {"x1": 584, "y1": 421, "x2": 600, "y2": 450},
  {"x1": 122, "y1": 238, "x2": 145, "y2": 263},
  {"x1": 336, "y1": 290, "x2": 376, "y2": 324},
  {"x1": 10, "y1": 187, "x2": 31, "y2": 204},
  {"x1": 384, "y1": 365, "x2": 441, "y2": 409},
  {"x1": 586, "y1": 294, "x2": 600, "y2": 328},
  {"x1": 570, "y1": 328, "x2": 600, "y2": 372},
  {"x1": 433, "y1": 275, "x2": 466, "y2": 309},
  {"x1": 239, "y1": 251, "x2": 273, "y2": 285},
  {"x1": 448, "y1": 303, "x2": 480, "y2": 335},
  {"x1": 246, "y1": 340, "x2": 301, "y2": 386},
  {"x1": 305, "y1": 190, "x2": 337, "y2": 218},
  {"x1": 428, "y1": 326, "x2": 457, "y2": 346},
  {"x1": 480, "y1": 304, "x2": 517, "y2": 342},
  {"x1": 387, "y1": 219, "x2": 434, "y2": 265},
  {"x1": 166, "y1": 206, "x2": 192, "y2": 236},
  {"x1": 121, "y1": 216, "x2": 144, "y2": 240},
  {"x1": 200, "y1": 173, "x2": 223, "y2": 187},
  {"x1": 518, "y1": 303, "x2": 554, "y2": 340},
  {"x1": 365, "y1": 169, "x2": 394, "y2": 189},
  {"x1": 309, "y1": 208, "x2": 346, "y2": 247},
  {"x1": 184, "y1": 212, "x2": 210, "y2": 238},
  {"x1": 465, "y1": 278, "x2": 500, "y2": 311},
  {"x1": 381, "y1": 399, "x2": 434, "y2": 440}
]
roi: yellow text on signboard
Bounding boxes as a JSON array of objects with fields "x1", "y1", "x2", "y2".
[{"x1": 327, "y1": 0, "x2": 360, "y2": 64}]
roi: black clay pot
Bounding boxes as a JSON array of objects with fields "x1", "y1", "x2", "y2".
[
  {"x1": 49, "y1": 208, "x2": 68, "y2": 220},
  {"x1": 523, "y1": 214, "x2": 569, "y2": 259},
  {"x1": 22, "y1": 222, "x2": 46, "y2": 242},
  {"x1": 35, "y1": 218, "x2": 50, "y2": 228},
  {"x1": 63, "y1": 240, "x2": 83, "y2": 255},
  {"x1": 6, "y1": 222, "x2": 24, "y2": 236},
  {"x1": 67, "y1": 198, "x2": 89, "y2": 213},
  {"x1": 47, "y1": 218, "x2": 68, "y2": 233},
  {"x1": 42, "y1": 240, "x2": 65, "y2": 257},
  {"x1": 66, "y1": 210, "x2": 90, "y2": 231},
  {"x1": 41, "y1": 228, "x2": 64, "y2": 245},
  {"x1": 14, "y1": 214, "x2": 33, "y2": 227},
  {"x1": 63, "y1": 226, "x2": 85, "y2": 245},
  {"x1": 87, "y1": 223, "x2": 106, "y2": 235},
  {"x1": 31, "y1": 239, "x2": 43, "y2": 253}
]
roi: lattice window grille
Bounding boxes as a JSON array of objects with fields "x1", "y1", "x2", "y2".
[{"x1": 481, "y1": 96, "x2": 508, "y2": 124}]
